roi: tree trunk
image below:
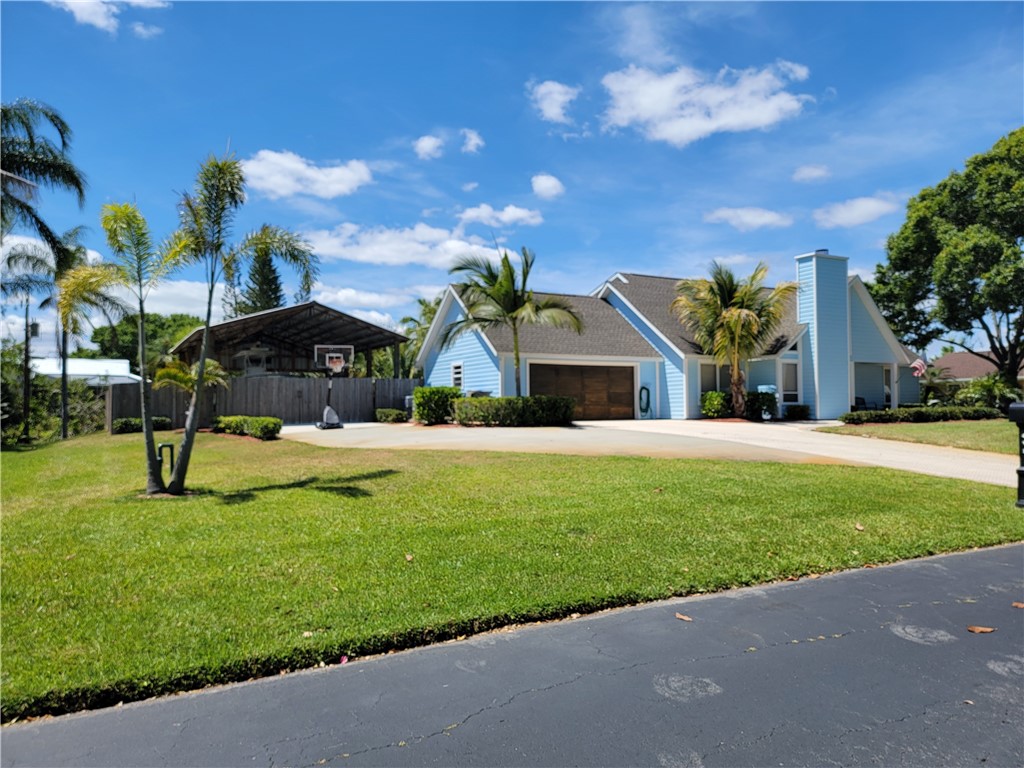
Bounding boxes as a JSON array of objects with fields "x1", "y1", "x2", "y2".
[
  {"x1": 512, "y1": 324, "x2": 522, "y2": 397},
  {"x1": 60, "y1": 327, "x2": 69, "y2": 440},
  {"x1": 731, "y1": 354, "x2": 746, "y2": 418},
  {"x1": 166, "y1": 282, "x2": 214, "y2": 495},
  {"x1": 21, "y1": 300, "x2": 31, "y2": 443},
  {"x1": 138, "y1": 304, "x2": 166, "y2": 494}
]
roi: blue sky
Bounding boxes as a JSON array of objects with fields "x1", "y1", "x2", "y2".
[{"x1": 2, "y1": 1, "x2": 1021, "y2": 357}]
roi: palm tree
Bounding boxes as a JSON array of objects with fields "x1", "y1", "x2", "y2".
[
  {"x1": 164, "y1": 154, "x2": 319, "y2": 495},
  {"x1": 401, "y1": 294, "x2": 441, "y2": 377},
  {"x1": 1, "y1": 99, "x2": 87, "y2": 255},
  {"x1": 7, "y1": 228, "x2": 125, "y2": 439},
  {"x1": 672, "y1": 262, "x2": 797, "y2": 418},
  {"x1": 223, "y1": 225, "x2": 316, "y2": 318},
  {"x1": 441, "y1": 247, "x2": 583, "y2": 396},
  {"x1": 153, "y1": 358, "x2": 231, "y2": 396},
  {"x1": 90, "y1": 202, "x2": 176, "y2": 492}
]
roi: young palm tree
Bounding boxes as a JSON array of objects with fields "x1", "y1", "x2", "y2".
[
  {"x1": 91, "y1": 202, "x2": 178, "y2": 492},
  {"x1": 401, "y1": 294, "x2": 442, "y2": 377},
  {"x1": 441, "y1": 247, "x2": 583, "y2": 396},
  {"x1": 9, "y1": 228, "x2": 125, "y2": 438},
  {"x1": 1, "y1": 99, "x2": 87, "y2": 255},
  {"x1": 164, "y1": 155, "x2": 319, "y2": 495},
  {"x1": 153, "y1": 358, "x2": 231, "y2": 396},
  {"x1": 672, "y1": 262, "x2": 797, "y2": 418}
]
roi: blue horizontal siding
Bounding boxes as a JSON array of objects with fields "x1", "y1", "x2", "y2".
[
  {"x1": 424, "y1": 301, "x2": 500, "y2": 394},
  {"x1": 850, "y1": 291, "x2": 893, "y2": 363}
]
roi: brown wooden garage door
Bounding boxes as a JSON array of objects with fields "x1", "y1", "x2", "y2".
[{"x1": 529, "y1": 364, "x2": 634, "y2": 420}]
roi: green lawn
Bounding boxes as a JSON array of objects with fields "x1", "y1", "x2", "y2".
[
  {"x1": 2, "y1": 432, "x2": 1022, "y2": 721},
  {"x1": 818, "y1": 419, "x2": 1018, "y2": 455}
]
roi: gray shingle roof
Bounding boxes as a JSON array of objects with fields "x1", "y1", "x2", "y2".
[
  {"x1": 481, "y1": 293, "x2": 660, "y2": 358},
  {"x1": 606, "y1": 273, "x2": 806, "y2": 357}
]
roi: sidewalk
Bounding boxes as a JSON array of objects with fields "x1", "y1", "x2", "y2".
[{"x1": 281, "y1": 419, "x2": 1019, "y2": 488}]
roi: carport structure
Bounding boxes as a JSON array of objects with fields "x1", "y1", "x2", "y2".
[{"x1": 172, "y1": 302, "x2": 407, "y2": 375}]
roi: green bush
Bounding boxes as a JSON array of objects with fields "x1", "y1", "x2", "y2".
[
  {"x1": 111, "y1": 416, "x2": 172, "y2": 434},
  {"x1": 375, "y1": 408, "x2": 409, "y2": 423},
  {"x1": 953, "y1": 373, "x2": 1022, "y2": 413},
  {"x1": 700, "y1": 390, "x2": 729, "y2": 419},
  {"x1": 453, "y1": 395, "x2": 576, "y2": 427},
  {"x1": 744, "y1": 391, "x2": 778, "y2": 421},
  {"x1": 783, "y1": 404, "x2": 811, "y2": 421},
  {"x1": 413, "y1": 386, "x2": 462, "y2": 425},
  {"x1": 839, "y1": 406, "x2": 1002, "y2": 425},
  {"x1": 213, "y1": 415, "x2": 282, "y2": 440}
]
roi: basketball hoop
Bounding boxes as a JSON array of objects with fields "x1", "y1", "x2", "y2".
[{"x1": 326, "y1": 352, "x2": 346, "y2": 376}]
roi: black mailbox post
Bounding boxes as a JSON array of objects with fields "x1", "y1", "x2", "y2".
[{"x1": 1010, "y1": 403, "x2": 1024, "y2": 508}]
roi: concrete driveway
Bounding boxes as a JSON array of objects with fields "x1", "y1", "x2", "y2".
[{"x1": 281, "y1": 419, "x2": 1018, "y2": 488}]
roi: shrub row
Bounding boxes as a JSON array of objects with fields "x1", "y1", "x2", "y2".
[
  {"x1": 454, "y1": 395, "x2": 576, "y2": 427},
  {"x1": 839, "y1": 406, "x2": 1002, "y2": 424},
  {"x1": 375, "y1": 408, "x2": 409, "y2": 423},
  {"x1": 412, "y1": 386, "x2": 462, "y2": 425},
  {"x1": 212, "y1": 415, "x2": 283, "y2": 440},
  {"x1": 111, "y1": 417, "x2": 172, "y2": 434},
  {"x1": 701, "y1": 390, "x2": 792, "y2": 421},
  {"x1": 782, "y1": 404, "x2": 811, "y2": 421}
]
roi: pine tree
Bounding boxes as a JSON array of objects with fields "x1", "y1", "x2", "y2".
[{"x1": 239, "y1": 247, "x2": 285, "y2": 315}]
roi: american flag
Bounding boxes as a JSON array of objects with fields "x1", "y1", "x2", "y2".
[{"x1": 911, "y1": 358, "x2": 927, "y2": 377}]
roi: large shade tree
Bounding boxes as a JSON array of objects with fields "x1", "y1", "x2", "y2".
[
  {"x1": 1, "y1": 99, "x2": 86, "y2": 255},
  {"x1": 77, "y1": 311, "x2": 202, "y2": 373},
  {"x1": 672, "y1": 261, "x2": 797, "y2": 418},
  {"x1": 164, "y1": 155, "x2": 319, "y2": 495},
  {"x1": 441, "y1": 247, "x2": 583, "y2": 396},
  {"x1": 871, "y1": 128, "x2": 1023, "y2": 387}
]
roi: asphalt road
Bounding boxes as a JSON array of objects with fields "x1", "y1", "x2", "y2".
[{"x1": 4, "y1": 545, "x2": 1022, "y2": 768}]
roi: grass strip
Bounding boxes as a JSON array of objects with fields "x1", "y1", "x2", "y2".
[
  {"x1": 3, "y1": 432, "x2": 1022, "y2": 720},
  {"x1": 818, "y1": 419, "x2": 1017, "y2": 455}
]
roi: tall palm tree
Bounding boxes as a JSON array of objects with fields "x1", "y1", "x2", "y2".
[
  {"x1": 222, "y1": 224, "x2": 316, "y2": 318},
  {"x1": 441, "y1": 247, "x2": 583, "y2": 396},
  {"x1": 1, "y1": 99, "x2": 87, "y2": 255},
  {"x1": 7, "y1": 228, "x2": 125, "y2": 439},
  {"x1": 164, "y1": 154, "x2": 319, "y2": 495},
  {"x1": 672, "y1": 262, "x2": 797, "y2": 418}
]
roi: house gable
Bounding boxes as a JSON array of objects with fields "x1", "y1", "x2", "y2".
[{"x1": 848, "y1": 277, "x2": 913, "y2": 365}]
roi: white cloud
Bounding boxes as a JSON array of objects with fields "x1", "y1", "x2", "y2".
[
  {"x1": 314, "y1": 286, "x2": 414, "y2": 310},
  {"x1": 458, "y1": 204, "x2": 543, "y2": 229},
  {"x1": 414, "y1": 135, "x2": 444, "y2": 160},
  {"x1": 714, "y1": 253, "x2": 754, "y2": 267},
  {"x1": 531, "y1": 173, "x2": 565, "y2": 200},
  {"x1": 528, "y1": 80, "x2": 581, "y2": 124},
  {"x1": 130, "y1": 21, "x2": 162, "y2": 38},
  {"x1": 461, "y1": 181, "x2": 479, "y2": 192},
  {"x1": 303, "y1": 222, "x2": 492, "y2": 269},
  {"x1": 460, "y1": 129, "x2": 484, "y2": 154},
  {"x1": 1, "y1": 234, "x2": 103, "y2": 267},
  {"x1": 792, "y1": 164, "x2": 830, "y2": 182},
  {"x1": 614, "y1": 4, "x2": 676, "y2": 68},
  {"x1": 602, "y1": 60, "x2": 813, "y2": 148},
  {"x1": 45, "y1": 0, "x2": 167, "y2": 34},
  {"x1": 349, "y1": 309, "x2": 398, "y2": 330},
  {"x1": 242, "y1": 150, "x2": 372, "y2": 200},
  {"x1": 813, "y1": 195, "x2": 901, "y2": 229},
  {"x1": 703, "y1": 207, "x2": 794, "y2": 232},
  {"x1": 123, "y1": 280, "x2": 225, "y2": 324}
]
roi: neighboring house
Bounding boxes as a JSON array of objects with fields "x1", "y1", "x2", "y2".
[
  {"x1": 931, "y1": 351, "x2": 1024, "y2": 388},
  {"x1": 417, "y1": 249, "x2": 923, "y2": 420}
]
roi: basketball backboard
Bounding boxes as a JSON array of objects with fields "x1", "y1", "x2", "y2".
[{"x1": 314, "y1": 345, "x2": 355, "y2": 372}]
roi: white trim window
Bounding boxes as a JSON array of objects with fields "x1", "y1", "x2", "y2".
[
  {"x1": 451, "y1": 362, "x2": 463, "y2": 389},
  {"x1": 782, "y1": 362, "x2": 799, "y2": 403}
]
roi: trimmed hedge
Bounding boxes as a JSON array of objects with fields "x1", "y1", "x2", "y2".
[
  {"x1": 213, "y1": 415, "x2": 283, "y2": 440},
  {"x1": 375, "y1": 408, "x2": 409, "y2": 424},
  {"x1": 111, "y1": 417, "x2": 172, "y2": 434},
  {"x1": 839, "y1": 406, "x2": 1002, "y2": 425},
  {"x1": 700, "y1": 391, "x2": 729, "y2": 419},
  {"x1": 412, "y1": 386, "x2": 462, "y2": 425},
  {"x1": 453, "y1": 395, "x2": 576, "y2": 427},
  {"x1": 744, "y1": 391, "x2": 778, "y2": 421},
  {"x1": 783, "y1": 404, "x2": 811, "y2": 421}
]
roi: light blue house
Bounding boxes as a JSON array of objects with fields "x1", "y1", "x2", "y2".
[{"x1": 417, "y1": 249, "x2": 922, "y2": 420}]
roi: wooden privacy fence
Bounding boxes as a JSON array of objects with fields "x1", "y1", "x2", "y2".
[{"x1": 106, "y1": 376, "x2": 421, "y2": 431}]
